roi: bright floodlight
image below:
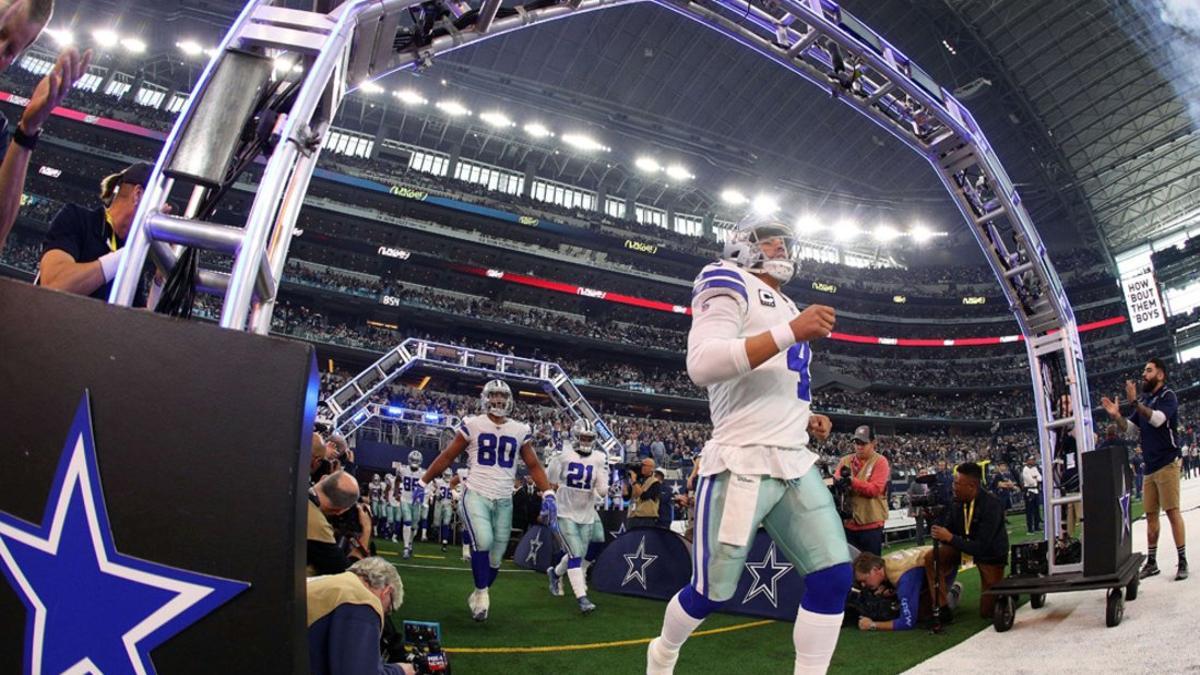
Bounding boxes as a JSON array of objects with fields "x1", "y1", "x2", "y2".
[
  {"x1": 524, "y1": 122, "x2": 552, "y2": 138},
  {"x1": 203, "y1": 47, "x2": 219, "y2": 58},
  {"x1": 635, "y1": 157, "x2": 661, "y2": 173},
  {"x1": 358, "y1": 81, "x2": 384, "y2": 95},
  {"x1": 833, "y1": 220, "x2": 861, "y2": 241},
  {"x1": 92, "y1": 29, "x2": 119, "y2": 48},
  {"x1": 720, "y1": 189, "x2": 747, "y2": 206},
  {"x1": 561, "y1": 133, "x2": 607, "y2": 152},
  {"x1": 394, "y1": 89, "x2": 428, "y2": 105},
  {"x1": 795, "y1": 214, "x2": 821, "y2": 234},
  {"x1": 873, "y1": 224, "x2": 900, "y2": 242},
  {"x1": 911, "y1": 223, "x2": 933, "y2": 243},
  {"x1": 479, "y1": 111, "x2": 515, "y2": 128},
  {"x1": 436, "y1": 100, "x2": 470, "y2": 116},
  {"x1": 176, "y1": 40, "x2": 203, "y2": 56},
  {"x1": 752, "y1": 194, "x2": 779, "y2": 215},
  {"x1": 665, "y1": 164, "x2": 693, "y2": 181},
  {"x1": 46, "y1": 28, "x2": 74, "y2": 47},
  {"x1": 121, "y1": 37, "x2": 146, "y2": 53}
]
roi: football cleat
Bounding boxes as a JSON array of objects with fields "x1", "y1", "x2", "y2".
[
  {"x1": 403, "y1": 546, "x2": 412, "y2": 560},
  {"x1": 547, "y1": 567, "x2": 564, "y2": 597},
  {"x1": 578, "y1": 596, "x2": 596, "y2": 614},
  {"x1": 469, "y1": 589, "x2": 490, "y2": 622}
]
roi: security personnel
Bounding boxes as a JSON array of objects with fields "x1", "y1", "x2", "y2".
[
  {"x1": 38, "y1": 162, "x2": 151, "y2": 303},
  {"x1": 836, "y1": 425, "x2": 890, "y2": 555},
  {"x1": 307, "y1": 557, "x2": 410, "y2": 675}
]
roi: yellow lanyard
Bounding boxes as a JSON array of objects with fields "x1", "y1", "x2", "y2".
[
  {"x1": 962, "y1": 499, "x2": 976, "y2": 565},
  {"x1": 104, "y1": 211, "x2": 118, "y2": 252}
]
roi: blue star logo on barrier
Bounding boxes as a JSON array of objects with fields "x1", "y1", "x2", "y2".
[
  {"x1": 1119, "y1": 492, "x2": 1132, "y2": 544},
  {"x1": 526, "y1": 531, "x2": 544, "y2": 564},
  {"x1": 0, "y1": 395, "x2": 249, "y2": 675},
  {"x1": 742, "y1": 542, "x2": 793, "y2": 608},
  {"x1": 622, "y1": 536, "x2": 658, "y2": 590}
]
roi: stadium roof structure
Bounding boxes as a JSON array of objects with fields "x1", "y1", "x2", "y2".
[{"x1": 58, "y1": 0, "x2": 1197, "y2": 263}]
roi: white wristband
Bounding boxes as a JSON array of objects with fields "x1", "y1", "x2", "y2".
[
  {"x1": 98, "y1": 250, "x2": 123, "y2": 282},
  {"x1": 770, "y1": 323, "x2": 797, "y2": 351}
]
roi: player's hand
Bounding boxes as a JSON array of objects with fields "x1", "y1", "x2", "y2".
[
  {"x1": 930, "y1": 525, "x2": 953, "y2": 543},
  {"x1": 412, "y1": 482, "x2": 426, "y2": 505},
  {"x1": 1124, "y1": 379, "x2": 1138, "y2": 403},
  {"x1": 808, "y1": 414, "x2": 832, "y2": 442},
  {"x1": 789, "y1": 304, "x2": 836, "y2": 342},
  {"x1": 857, "y1": 617, "x2": 875, "y2": 631},
  {"x1": 20, "y1": 47, "x2": 93, "y2": 135},
  {"x1": 1100, "y1": 396, "x2": 1121, "y2": 418},
  {"x1": 540, "y1": 492, "x2": 558, "y2": 529}
]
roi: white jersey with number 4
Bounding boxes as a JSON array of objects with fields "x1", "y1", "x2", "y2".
[
  {"x1": 689, "y1": 261, "x2": 817, "y2": 479},
  {"x1": 458, "y1": 414, "x2": 533, "y2": 500},
  {"x1": 547, "y1": 442, "x2": 609, "y2": 524}
]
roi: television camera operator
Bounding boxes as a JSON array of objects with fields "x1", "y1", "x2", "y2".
[
  {"x1": 849, "y1": 548, "x2": 960, "y2": 632},
  {"x1": 927, "y1": 462, "x2": 1008, "y2": 622},
  {"x1": 625, "y1": 458, "x2": 662, "y2": 529}
]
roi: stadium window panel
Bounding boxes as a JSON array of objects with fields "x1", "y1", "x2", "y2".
[
  {"x1": 606, "y1": 197, "x2": 625, "y2": 219},
  {"x1": 165, "y1": 93, "x2": 189, "y2": 113},
  {"x1": 19, "y1": 55, "x2": 54, "y2": 76},
  {"x1": 104, "y1": 80, "x2": 131, "y2": 98},
  {"x1": 75, "y1": 73, "x2": 102, "y2": 92},
  {"x1": 363, "y1": 140, "x2": 374, "y2": 158}
]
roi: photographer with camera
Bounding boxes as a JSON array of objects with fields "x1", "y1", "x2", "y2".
[
  {"x1": 927, "y1": 462, "x2": 1008, "y2": 622},
  {"x1": 307, "y1": 556, "x2": 412, "y2": 675},
  {"x1": 835, "y1": 425, "x2": 890, "y2": 555},
  {"x1": 626, "y1": 458, "x2": 662, "y2": 529},
  {"x1": 308, "y1": 470, "x2": 372, "y2": 577},
  {"x1": 850, "y1": 548, "x2": 959, "y2": 632}
]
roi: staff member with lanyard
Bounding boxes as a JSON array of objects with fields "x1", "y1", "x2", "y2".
[{"x1": 37, "y1": 162, "x2": 152, "y2": 304}]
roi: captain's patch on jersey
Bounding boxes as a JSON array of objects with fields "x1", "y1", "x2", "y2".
[{"x1": 758, "y1": 289, "x2": 776, "y2": 307}]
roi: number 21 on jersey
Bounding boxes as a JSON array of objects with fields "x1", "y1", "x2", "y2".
[
  {"x1": 786, "y1": 342, "x2": 812, "y2": 402},
  {"x1": 566, "y1": 462, "x2": 594, "y2": 490}
]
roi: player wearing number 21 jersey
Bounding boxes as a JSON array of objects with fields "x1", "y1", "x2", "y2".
[
  {"x1": 418, "y1": 379, "x2": 556, "y2": 622},
  {"x1": 545, "y1": 418, "x2": 609, "y2": 613},
  {"x1": 648, "y1": 214, "x2": 848, "y2": 675}
]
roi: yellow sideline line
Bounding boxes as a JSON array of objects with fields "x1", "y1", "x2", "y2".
[{"x1": 445, "y1": 619, "x2": 775, "y2": 654}]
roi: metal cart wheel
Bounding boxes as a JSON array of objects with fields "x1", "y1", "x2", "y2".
[
  {"x1": 1106, "y1": 588, "x2": 1124, "y2": 627},
  {"x1": 1125, "y1": 578, "x2": 1138, "y2": 601},
  {"x1": 1030, "y1": 593, "x2": 1046, "y2": 609},
  {"x1": 993, "y1": 595, "x2": 1016, "y2": 632}
]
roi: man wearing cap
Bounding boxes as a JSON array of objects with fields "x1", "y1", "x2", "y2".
[
  {"x1": 37, "y1": 162, "x2": 152, "y2": 303},
  {"x1": 836, "y1": 425, "x2": 891, "y2": 555}
]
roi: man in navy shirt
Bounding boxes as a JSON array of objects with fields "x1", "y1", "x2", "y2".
[
  {"x1": 1101, "y1": 357, "x2": 1186, "y2": 581},
  {"x1": 38, "y1": 162, "x2": 151, "y2": 303}
]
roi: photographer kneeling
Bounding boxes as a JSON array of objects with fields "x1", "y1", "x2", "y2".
[
  {"x1": 307, "y1": 557, "x2": 412, "y2": 675},
  {"x1": 926, "y1": 462, "x2": 1008, "y2": 622},
  {"x1": 851, "y1": 548, "x2": 959, "y2": 632}
]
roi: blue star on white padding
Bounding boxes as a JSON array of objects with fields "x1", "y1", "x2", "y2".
[
  {"x1": 742, "y1": 542, "x2": 793, "y2": 608},
  {"x1": 526, "y1": 531, "x2": 544, "y2": 564},
  {"x1": 0, "y1": 395, "x2": 248, "y2": 675},
  {"x1": 622, "y1": 536, "x2": 657, "y2": 590}
]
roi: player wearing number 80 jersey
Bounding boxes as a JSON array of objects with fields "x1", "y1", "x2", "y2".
[
  {"x1": 648, "y1": 214, "x2": 849, "y2": 675},
  {"x1": 419, "y1": 379, "x2": 556, "y2": 622}
]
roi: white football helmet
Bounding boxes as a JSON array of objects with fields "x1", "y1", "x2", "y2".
[
  {"x1": 723, "y1": 213, "x2": 800, "y2": 282},
  {"x1": 480, "y1": 379, "x2": 514, "y2": 419},
  {"x1": 571, "y1": 417, "x2": 598, "y2": 455},
  {"x1": 408, "y1": 450, "x2": 422, "y2": 469},
  {"x1": 442, "y1": 468, "x2": 453, "y2": 481}
]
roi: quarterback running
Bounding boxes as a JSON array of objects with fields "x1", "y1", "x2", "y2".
[
  {"x1": 647, "y1": 214, "x2": 845, "y2": 675},
  {"x1": 419, "y1": 380, "x2": 557, "y2": 621}
]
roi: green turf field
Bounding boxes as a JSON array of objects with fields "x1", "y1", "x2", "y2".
[{"x1": 380, "y1": 501, "x2": 1143, "y2": 674}]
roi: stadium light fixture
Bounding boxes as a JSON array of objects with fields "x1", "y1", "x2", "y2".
[
  {"x1": 910, "y1": 223, "x2": 933, "y2": 243},
  {"x1": 524, "y1": 122, "x2": 552, "y2": 138},
  {"x1": 720, "y1": 189, "x2": 747, "y2": 206},
  {"x1": 833, "y1": 220, "x2": 861, "y2": 241},
  {"x1": 752, "y1": 194, "x2": 779, "y2": 215},
  {"x1": 176, "y1": 40, "x2": 203, "y2": 57},
  {"x1": 45, "y1": 28, "x2": 74, "y2": 47},
  {"x1": 479, "y1": 111, "x2": 515, "y2": 128},
  {"x1": 120, "y1": 37, "x2": 146, "y2": 54},
  {"x1": 203, "y1": 48, "x2": 219, "y2": 58},
  {"x1": 358, "y1": 81, "x2": 384, "y2": 95},
  {"x1": 394, "y1": 89, "x2": 428, "y2": 105},
  {"x1": 795, "y1": 214, "x2": 821, "y2": 234},
  {"x1": 561, "y1": 133, "x2": 609, "y2": 152},
  {"x1": 873, "y1": 224, "x2": 900, "y2": 242},
  {"x1": 436, "y1": 100, "x2": 470, "y2": 116},
  {"x1": 665, "y1": 164, "x2": 694, "y2": 181},
  {"x1": 92, "y1": 29, "x2": 119, "y2": 49},
  {"x1": 635, "y1": 157, "x2": 661, "y2": 173}
]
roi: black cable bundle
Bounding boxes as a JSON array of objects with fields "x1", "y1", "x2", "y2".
[{"x1": 154, "y1": 77, "x2": 300, "y2": 319}]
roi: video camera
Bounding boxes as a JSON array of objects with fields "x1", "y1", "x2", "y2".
[
  {"x1": 909, "y1": 474, "x2": 947, "y2": 522},
  {"x1": 829, "y1": 466, "x2": 853, "y2": 520},
  {"x1": 382, "y1": 618, "x2": 451, "y2": 674},
  {"x1": 844, "y1": 586, "x2": 901, "y2": 623}
]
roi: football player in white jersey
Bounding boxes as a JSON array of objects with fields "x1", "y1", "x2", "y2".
[
  {"x1": 418, "y1": 380, "x2": 557, "y2": 621},
  {"x1": 368, "y1": 474, "x2": 385, "y2": 526},
  {"x1": 647, "y1": 214, "x2": 844, "y2": 675},
  {"x1": 430, "y1": 468, "x2": 456, "y2": 552},
  {"x1": 397, "y1": 451, "x2": 425, "y2": 559},
  {"x1": 545, "y1": 418, "x2": 609, "y2": 613}
]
